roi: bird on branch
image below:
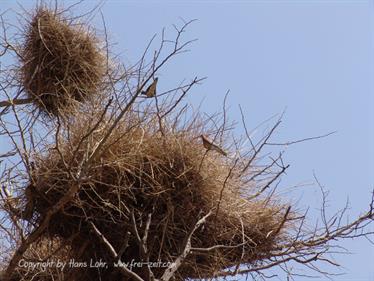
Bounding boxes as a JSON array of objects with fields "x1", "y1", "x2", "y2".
[
  {"x1": 200, "y1": 135, "x2": 227, "y2": 156},
  {"x1": 141, "y1": 77, "x2": 158, "y2": 98}
]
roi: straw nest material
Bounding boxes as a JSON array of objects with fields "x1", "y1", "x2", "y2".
[
  {"x1": 21, "y1": 114, "x2": 290, "y2": 280},
  {"x1": 19, "y1": 8, "x2": 105, "y2": 115}
]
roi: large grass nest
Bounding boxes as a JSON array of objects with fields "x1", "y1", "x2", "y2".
[
  {"x1": 19, "y1": 7, "x2": 105, "y2": 116},
  {"x1": 21, "y1": 115, "x2": 290, "y2": 280}
]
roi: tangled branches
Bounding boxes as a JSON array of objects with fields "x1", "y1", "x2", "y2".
[{"x1": 0, "y1": 2, "x2": 373, "y2": 281}]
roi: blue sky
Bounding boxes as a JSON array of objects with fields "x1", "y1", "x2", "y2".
[{"x1": 1, "y1": 0, "x2": 374, "y2": 280}]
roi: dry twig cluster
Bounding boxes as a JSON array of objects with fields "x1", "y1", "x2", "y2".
[
  {"x1": 19, "y1": 7, "x2": 105, "y2": 115},
  {"x1": 19, "y1": 112, "x2": 289, "y2": 280}
]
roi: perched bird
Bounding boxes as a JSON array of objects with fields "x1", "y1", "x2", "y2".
[
  {"x1": 141, "y1": 77, "x2": 158, "y2": 98},
  {"x1": 1, "y1": 185, "x2": 21, "y2": 217},
  {"x1": 200, "y1": 135, "x2": 227, "y2": 156}
]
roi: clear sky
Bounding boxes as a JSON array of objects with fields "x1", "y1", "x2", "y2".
[{"x1": 1, "y1": 0, "x2": 374, "y2": 280}]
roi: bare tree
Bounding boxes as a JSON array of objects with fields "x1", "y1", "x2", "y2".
[{"x1": 0, "y1": 2, "x2": 373, "y2": 281}]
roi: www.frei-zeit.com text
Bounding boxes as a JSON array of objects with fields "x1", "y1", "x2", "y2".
[{"x1": 18, "y1": 259, "x2": 172, "y2": 271}]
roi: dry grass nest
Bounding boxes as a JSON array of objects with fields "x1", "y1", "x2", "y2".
[
  {"x1": 21, "y1": 116, "x2": 290, "y2": 280},
  {"x1": 19, "y1": 8, "x2": 105, "y2": 116}
]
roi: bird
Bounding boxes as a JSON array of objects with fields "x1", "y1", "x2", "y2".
[
  {"x1": 1, "y1": 185, "x2": 21, "y2": 218},
  {"x1": 141, "y1": 77, "x2": 158, "y2": 98},
  {"x1": 200, "y1": 135, "x2": 227, "y2": 156}
]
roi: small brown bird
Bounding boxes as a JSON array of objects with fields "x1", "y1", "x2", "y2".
[
  {"x1": 141, "y1": 77, "x2": 158, "y2": 97},
  {"x1": 200, "y1": 135, "x2": 227, "y2": 156}
]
